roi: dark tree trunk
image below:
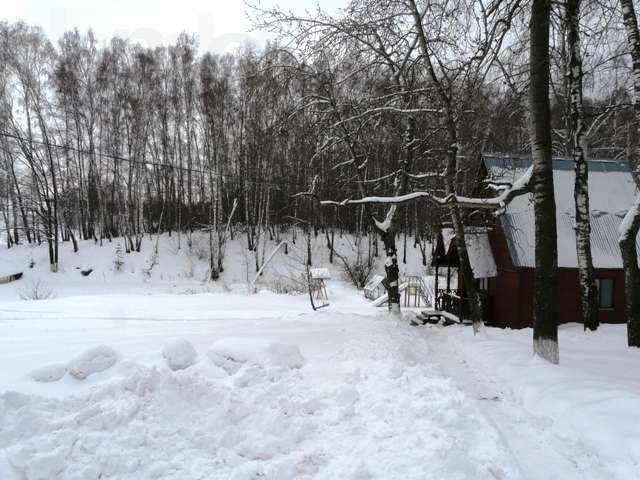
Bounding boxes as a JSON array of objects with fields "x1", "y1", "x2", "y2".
[
  {"x1": 530, "y1": 0, "x2": 559, "y2": 363},
  {"x1": 381, "y1": 227, "x2": 400, "y2": 312},
  {"x1": 567, "y1": 0, "x2": 599, "y2": 331},
  {"x1": 620, "y1": 199, "x2": 640, "y2": 347},
  {"x1": 69, "y1": 228, "x2": 78, "y2": 253},
  {"x1": 619, "y1": 0, "x2": 640, "y2": 347}
]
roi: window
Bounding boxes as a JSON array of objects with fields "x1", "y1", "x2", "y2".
[
  {"x1": 596, "y1": 279, "x2": 614, "y2": 309},
  {"x1": 477, "y1": 278, "x2": 489, "y2": 291}
]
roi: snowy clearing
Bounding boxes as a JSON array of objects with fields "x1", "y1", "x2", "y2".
[
  {"x1": 1, "y1": 291, "x2": 522, "y2": 480},
  {"x1": 0, "y1": 237, "x2": 639, "y2": 479}
]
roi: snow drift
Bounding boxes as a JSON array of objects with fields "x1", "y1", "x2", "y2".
[{"x1": 207, "y1": 338, "x2": 306, "y2": 373}]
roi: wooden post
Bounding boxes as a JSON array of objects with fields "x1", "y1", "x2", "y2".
[{"x1": 435, "y1": 264, "x2": 440, "y2": 309}]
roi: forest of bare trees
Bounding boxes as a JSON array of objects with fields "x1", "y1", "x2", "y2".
[{"x1": 2, "y1": 0, "x2": 640, "y2": 360}]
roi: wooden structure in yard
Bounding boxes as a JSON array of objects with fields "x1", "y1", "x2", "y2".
[
  {"x1": 403, "y1": 276, "x2": 428, "y2": 307},
  {"x1": 431, "y1": 226, "x2": 496, "y2": 323},
  {"x1": 364, "y1": 274, "x2": 385, "y2": 300},
  {"x1": 367, "y1": 275, "x2": 431, "y2": 308},
  {"x1": 309, "y1": 268, "x2": 330, "y2": 305},
  {"x1": 372, "y1": 280, "x2": 409, "y2": 307},
  {"x1": 476, "y1": 154, "x2": 640, "y2": 328}
]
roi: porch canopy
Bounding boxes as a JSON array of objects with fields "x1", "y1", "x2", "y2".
[{"x1": 431, "y1": 227, "x2": 497, "y2": 315}]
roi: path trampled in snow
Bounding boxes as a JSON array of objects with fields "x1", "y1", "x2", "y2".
[{"x1": 0, "y1": 291, "x2": 524, "y2": 480}]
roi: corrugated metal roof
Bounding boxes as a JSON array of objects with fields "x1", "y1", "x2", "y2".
[{"x1": 483, "y1": 154, "x2": 640, "y2": 268}]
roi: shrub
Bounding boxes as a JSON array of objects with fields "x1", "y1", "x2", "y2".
[{"x1": 19, "y1": 279, "x2": 56, "y2": 301}]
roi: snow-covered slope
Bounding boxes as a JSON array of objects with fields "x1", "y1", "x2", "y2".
[{"x1": 0, "y1": 230, "x2": 430, "y2": 301}]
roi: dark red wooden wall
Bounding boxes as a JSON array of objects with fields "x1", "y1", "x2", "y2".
[{"x1": 486, "y1": 225, "x2": 626, "y2": 328}]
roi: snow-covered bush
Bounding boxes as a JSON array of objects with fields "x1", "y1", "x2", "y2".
[
  {"x1": 19, "y1": 279, "x2": 56, "y2": 301},
  {"x1": 260, "y1": 276, "x2": 306, "y2": 295},
  {"x1": 188, "y1": 235, "x2": 209, "y2": 262},
  {"x1": 335, "y1": 237, "x2": 375, "y2": 288},
  {"x1": 143, "y1": 250, "x2": 159, "y2": 278}
]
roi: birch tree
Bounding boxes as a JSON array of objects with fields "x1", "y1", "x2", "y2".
[{"x1": 566, "y1": 0, "x2": 599, "y2": 331}]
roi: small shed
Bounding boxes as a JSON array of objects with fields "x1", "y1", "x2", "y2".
[{"x1": 364, "y1": 274, "x2": 386, "y2": 300}]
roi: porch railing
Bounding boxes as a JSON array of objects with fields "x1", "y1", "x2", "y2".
[{"x1": 435, "y1": 288, "x2": 489, "y2": 322}]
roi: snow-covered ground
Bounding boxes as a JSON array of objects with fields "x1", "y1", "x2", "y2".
[
  {"x1": 0, "y1": 230, "x2": 430, "y2": 301},
  {"x1": 1, "y1": 235, "x2": 639, "y2": 479},
  {"x1": 425, "y1": 323, "x2": 640, "y2": 480},
  {"x1": 0, "y1": 290, "x2": 524, "y2": 480}
]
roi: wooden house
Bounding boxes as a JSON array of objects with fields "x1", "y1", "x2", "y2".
[{"x1": 473, "y1": 154, "x2": 639, "y2": 328}]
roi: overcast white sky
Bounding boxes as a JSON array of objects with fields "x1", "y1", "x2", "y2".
[{"x1": 4, "y1": 0, "x2": 345, "y2": 52}]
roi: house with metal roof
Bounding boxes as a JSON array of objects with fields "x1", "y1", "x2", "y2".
[{"x1": 476, "y1": 153, "x2": 640, "y2": 328}]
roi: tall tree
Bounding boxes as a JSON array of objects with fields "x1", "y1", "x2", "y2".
[
  {"x1": 566, "y1": 0, "x2": 599, "y2": 331},
  {"x1": 530, "y1": 0, "x2": 560, "y2": 363},
  {"x1": 619, "y1": 0, "x2": 640, "y2": 347}
]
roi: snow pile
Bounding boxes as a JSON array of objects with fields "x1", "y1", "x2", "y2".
[
  {"x1": 207, "y1": 338, "x2": 306, "y2": 373},
  {"x1": 28, "y1": 364, "x2": 67, "y2": 383},
  {"x1": 161, "y1": 338, "x2": 197, "y2": 371},
  {"x1": 67, "y1": 345, "x2": 120, "y2": 380},
  {"x1": 27, "y1": 346, "x2": 120, "y2": 383}
]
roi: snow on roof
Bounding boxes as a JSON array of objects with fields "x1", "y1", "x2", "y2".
[
  {"x1": 465, "y1": 229, "x2": 498, "y2": 278},
  {"x1": 310, "y1": 268, "x2": 331, "y2": 279},
  {"x1": 441, "y1": 228, "x2": 456, "y2": 253},
  {"x1": 364, "y1": 274, "x2": 385, "y2": 291},
  {"x1": 483, "y1": 154, "x2": 640, "y2": 268},
  {"x1": 441, "y1": 227, "x2": 497, "y2": 279}
]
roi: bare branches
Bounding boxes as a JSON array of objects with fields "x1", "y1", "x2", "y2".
[{"x1": 322, "y1": 164, "x2": 532, "y2": 212}]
